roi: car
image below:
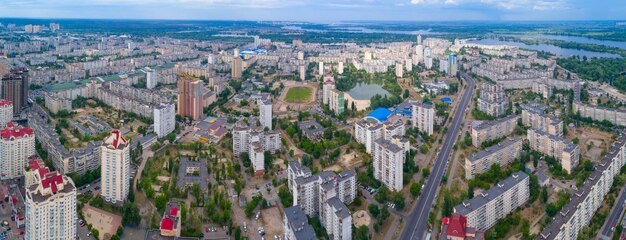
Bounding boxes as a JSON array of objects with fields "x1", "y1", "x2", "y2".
[{"x1": 205, "y1": 227, "x2": 209, "y2": 233}]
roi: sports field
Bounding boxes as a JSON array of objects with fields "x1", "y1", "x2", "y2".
[{"x1": 285, "y1": 87, "x2": 313, "y2": 103}]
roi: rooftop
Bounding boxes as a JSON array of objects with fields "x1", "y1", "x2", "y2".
[
  {"x1": 539, "y1": 133, "x2": 626, "y2": 239},
  {"x1": 454, "y1": 171, "x2": 529, "y2": 217}
]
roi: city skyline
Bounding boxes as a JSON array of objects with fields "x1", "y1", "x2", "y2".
[{"x1": 0, "y1": 0, "x2": 624, "y2": 22}]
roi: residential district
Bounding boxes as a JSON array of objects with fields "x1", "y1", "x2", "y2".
[{"x1": 0, "y1": 20, "x2": 625, "y2": 240}]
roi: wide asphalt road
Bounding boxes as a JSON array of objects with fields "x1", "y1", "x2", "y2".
[
  {"x1": 601, "y1": 182, "x2": 626, "y2": 238},
  {"x1": 400, "y1": 72, "x2": 475, "y2": 240}
]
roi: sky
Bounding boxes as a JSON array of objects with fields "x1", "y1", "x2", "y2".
[{"x1": 0, "y1": 0, "x2": 623, "y2": 22}]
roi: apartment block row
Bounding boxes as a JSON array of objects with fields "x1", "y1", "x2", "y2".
[
  {"x1": 470, "y1": 115, "x2": 520, "y2": 147},
  {"x1": 233, "y1": 122, "x2": 282, "y2": 175},
  {"x1": 521, "y1": 102, "x2": 563, "y2": 137},
  {"x1": 287, "y1": 161, "x2": 356, "y2": 240},
  {"x1": 527, "y1": 128, "x2": 580, "y2": 174},
  {"x1": 538, "y1": 133, "x2": 626, "y2": 239},
  {"x1": 465, "y1": 136, "x2": 523, "y2": 179},
  {"x1": 573, "y1": 101, "x2": 626, "y2": 127},
  {"x1": 455, "y1": 171, "x2": 530, "y2": 231},
  {"x1": 28, "y1": 104, "x2": 101, "y2": 175}
]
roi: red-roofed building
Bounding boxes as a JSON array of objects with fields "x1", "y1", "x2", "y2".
[
  {"x1": 440, "y1": 214, "x2": 484, "y2": 240},
  {"x1": 0, "y1": 122, "x2": 35, "y2": 179},
  {"x1": 160, "y1": 201, "x2": 181, "y2": 237},
  {"x1": 24, "y1": 157, "x2": 77, "y2": 239},
  {"x1": 0, "y1": 99, "x2": 12, "y2": 129}
]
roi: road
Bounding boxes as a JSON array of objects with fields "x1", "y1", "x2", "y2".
[
  {"x1": 601, "y1": 182, "x2": 626, "y2": 238},
  {"x1": 399, "y1": 72, "x2": 475, "y2": 240}
]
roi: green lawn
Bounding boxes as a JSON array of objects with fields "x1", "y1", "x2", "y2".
[{"x1": 285, "y1": 87, "x2": 313, "y2": 103}]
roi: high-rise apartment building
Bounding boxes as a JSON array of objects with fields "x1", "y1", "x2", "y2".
[
  {"x1": 521, "y1": 102, "x2": 563, "y2": 136},
  {"x1": 318, "y1": 62, "x2": 324, "y2": 75},
  {"x1": 395, "y1": 62, "x2": 403, "y2": 78},
  {"x1": 284, "y1": 206, "x2": 316, "y2": 240},
  {"x1": 354, "y1": 118, "x2": 405, "y2": 154},
  {"x1": 0, "y1": 122, "x2": 35, "y2": 179},
  {"x1": 0, "y1": 99, "x2": 13, "y2": 128},
  {"x1": 328, "y1": 89, "x2": 345, "y2": 115},
  {"x1": 24, "y1": 157, "x2": 76, "y2": 240},
  {"x1": 448, "y1": 53, "x2": 458, "y2": 76},
  {"x1": 411, "y1": 101, "x2": 435, "y2": 136},
  {"x1": 1, "y1": 67, "x2": 29, "y2": 115},
  {"x1": 322, "y1": 76, "x2": 335, "y2": 105},
  {"x1": 527, "y1": 128, "x2": 579, "y2": 174},
  {"x1": 177, "y1": 75, "x2": 204, "y2": 120},
  {"x1": 288, "y1": 161, "x2": 356, "y2": 216},
  {"x1": 477, "y1": 83, "x2": 507, "y2": 117},
  {"x1": 232, "y1": 122, "x2": 282, "y2": 157},
  {"x1": 232, "y1": 57, "x2": 242, "y2": 80},
  {"x1": 455, "y1": 171, "x2": 529, "y2": 231},
  {"x1": 465, "y1": 137, "x2": 523, "y2": 179},
  {"x1": 373, "y1": 138, "x2": 405, "y2": 191},
  {"x1": 146, "y1": 69, "x2": 158, "y2": 89},
  {"x1": 258, "y1": 99, "x2": 272, "y2": 130},
  {"x1": 470, "y1": 115, "x2": 520, "y2": 147},
  {"x1": 154, "y1": 103, "x2": 175, "y2": 138},
  {"x1": 539, "y1": 134, "x2": 626, "y2": 240},
  {"x1": 322, "y1": 197, "x2": 352, "y2": 240},
  {"x1": 100, "y1": 130, "x2": 130, "y2": 203}
]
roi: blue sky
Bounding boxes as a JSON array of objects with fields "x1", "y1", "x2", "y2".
[{"x1": 0, "y1": 0, "x2": 623, "y2": 21}]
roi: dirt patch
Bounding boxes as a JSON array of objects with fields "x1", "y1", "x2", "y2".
[
  {"x1": 353, "y1": 210, "x2": 371, "y2": 227},
  {"x1": 83, "y1": 206, "x2": 122, "y2": 239},
  {"x1": 260, "y1": 207, "x2": 284, "y2": 237}
]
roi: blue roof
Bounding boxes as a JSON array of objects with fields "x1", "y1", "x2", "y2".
[
  {"x1": 365, "y1": 108, "x2": 392, "y2": 123},
  {"x1": 442, "y1": 97, "x2": 452, "y2": 103}
]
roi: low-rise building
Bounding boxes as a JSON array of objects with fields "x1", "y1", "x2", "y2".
[
  {"x1": 440, "y1": 213, "x2": 484, "y2": 240},
  {"x1": 159, "y1": 202, "x2": 182, "y2": 237}
]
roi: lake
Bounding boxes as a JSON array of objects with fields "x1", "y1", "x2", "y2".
[
  {"x1": 348, "y1": 83, "x2": 391, "y2": 100},
  {"x1": 469, "y1": 38, "x2": 622, "y2": 58}
]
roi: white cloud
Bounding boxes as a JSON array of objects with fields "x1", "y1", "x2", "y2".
[{"x1": 409, "y1": 0, "x2": 567, "y2": 10}]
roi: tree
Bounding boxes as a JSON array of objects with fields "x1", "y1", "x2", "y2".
[
  {"x1": 122, "y1": 203, "x2": 141, "y2": 225},
  {"x1": 410, "y1": 182, "x2": 421, "y2": 197},
  {"x1": 368, "y1": 204, "x2": 380, "y2": 218},
  {"x1": 234, "y1": 226, "x2": 242, "y2": 240},
  {"x1": 541, "y1": 186, "x2": 549, "y2": 203},
  {"x1": 155, "y1": 195, "x2": 167, "y2": 213},
  {"x1": 353, "y1": 225, "x2": 371, "y2": 240},
  {"x1": 403, "y1": 89, "x2": 410, "y2": 99}
]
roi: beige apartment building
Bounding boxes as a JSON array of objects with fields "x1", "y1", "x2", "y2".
[
  {"x1": 465, "y1": 136, "x2": 523, "y2": 179},
  {"x1": 527, "y1": 128, "x2": 580, "y2": 173},
  {"x1": 470, "y1": 115, "x2": 520, "y2": 147}
]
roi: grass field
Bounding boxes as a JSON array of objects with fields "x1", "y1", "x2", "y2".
[{"x1": 285, "y1": 87, "x2": 313, "y2": 103}]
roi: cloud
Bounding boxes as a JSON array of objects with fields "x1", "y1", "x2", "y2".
[{"x1": 410, "y1": 0, "x2": 567, "y2": 10}]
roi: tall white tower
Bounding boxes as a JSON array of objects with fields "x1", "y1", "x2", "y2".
[{"x1": 100, "y1": 130, "x2": 130, "y2": 203}]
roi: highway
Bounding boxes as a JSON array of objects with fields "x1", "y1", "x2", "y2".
[{"x1": 400, "y1": 72, "x2": 475, "y2": 240}]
